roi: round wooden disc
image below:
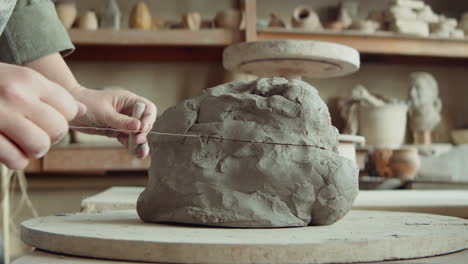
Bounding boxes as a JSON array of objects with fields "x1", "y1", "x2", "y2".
[
  {"x1": 223, "y1": 40, "x2": 360, "y2": 79},
  {"x1": 21, "y1": 210, "x2": 468, "y2": 264}
]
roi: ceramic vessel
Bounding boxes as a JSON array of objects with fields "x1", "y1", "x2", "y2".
[
  {"x1": 77, "y1": 10, "x2": 98, "y2": 30},
  {"x1": 129, "y1": 2, "x2": 152, "y2": 30},
  {"x1": 55, "y1": 1, "x2": 77, "y2": 29},
  {"x1": 359, "y1": 103, "x2": 408, "y2": 148},
  {"x1": 452, "y1": 129, "x2": 468, "y2": 145},
  {"x1": 291, "y1": 6, "x2": 322, "y2": 30},
  {"x1": 460, "y1": 13, "x2": 468, "y2": 34},
  {"x1": 325, "y1": 21, "x2": 344, "y2": 31},
  {"x1": 100, "y1": 0, "x2": 121, "y2": 30},
  {"x1": 268, "y1": 13, "x2": 286, "y2": 28},
  {"x1": 389, "y1": 147, "x2": 421, "y2": 181},
  {"x1": 182, "y1": 12, "x2": 202, "y2": 30},
  {"x1": 214, "y1": 8, "x2": 244, "y2": 29}
]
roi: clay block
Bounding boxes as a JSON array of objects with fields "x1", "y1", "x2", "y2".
[{"x1": 137, "y1": 78, "x2": 359, "y2": 227}]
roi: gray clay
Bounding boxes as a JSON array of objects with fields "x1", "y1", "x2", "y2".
[{"x1": 137, "y1": 78, "x2": 359, "y2": 227}]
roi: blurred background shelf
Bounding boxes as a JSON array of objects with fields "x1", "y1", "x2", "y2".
[
  {"x1": 69, "y1": 29, "x2": 244, "y2": 46},
  {"x1": 26, "y1": 145, "x2": 150, "y2": 173},
  {"x1": 257, "y1": 28, "x2": 468, "y2": 59}
]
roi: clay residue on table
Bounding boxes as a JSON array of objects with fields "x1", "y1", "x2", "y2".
[{"x1": 138, "y1": 77, "x2": 359, "y2": 227}]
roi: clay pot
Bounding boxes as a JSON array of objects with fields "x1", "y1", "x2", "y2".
[
  {"x1": 452, "y1": 129, "x2": 468, "y2": 145},
  {"x1": 55, "y1": 1, "x2": 77, "y2": 29},
  {"x1": 358, "y1": 103, "x2": 408, "y2": 148},
  {"x1": 268, "y1": 13, "x2": 286, "y2": 28},
  {"x1": 325, "y1": 21, "x2": 344, "y2": 31},
  {"x1": 291, "y1": 6, "x2": 322, "y2": 30},
  {"x1": 129, "y1": 2, "x2": 152, "y2": 30},
  {"x1": 182, "y1": 12, "x2": 202, "y2": 30},
  {"x1": 214, "y1": 8, "x2": 244, "y2": 29},
  {"x1": 77, "y1": 10, "x2": 98, "y2": 31},
  {"x1": 152, "y1": 17, "x2": 166, "y2": 29},
  {"x1": 389, "y1": 147, "x2": 421, "y2": 181}
]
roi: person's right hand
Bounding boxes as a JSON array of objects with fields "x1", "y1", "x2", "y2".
[{"x1": 0, "y1": 63, "x2": 86, "y2": 170}]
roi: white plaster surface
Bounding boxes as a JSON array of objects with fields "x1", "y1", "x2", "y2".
[
  {"x1": 13, "y1": 249, "x2": 468, "y2": 264},
  {"x1": 20, "y1": 210, "x2": 468, "y2": 264},
  {"x1": 223, "y1": 40, "x2": 360, "y2": 79}
]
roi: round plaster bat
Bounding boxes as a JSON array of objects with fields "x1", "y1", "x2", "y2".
[{"x1": 223, "y1": 40, "x2": 360, "y2": 80}]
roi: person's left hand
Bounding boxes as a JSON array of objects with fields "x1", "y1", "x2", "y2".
[{"x1": 69, "y1": 86, "x2": 157, "y2": 159}]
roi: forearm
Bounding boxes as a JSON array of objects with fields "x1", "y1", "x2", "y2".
[{"x1": 24, "y1": 52, "x2": 82, "y2": 94}]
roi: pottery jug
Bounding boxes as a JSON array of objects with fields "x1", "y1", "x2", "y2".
[
  {"x1": 291, "y1": 6, "x2": 322, "y2": 30},
  {"x1": 56, "y1": 1, "x2": 77, "y2": 29},
  {"x1": 214, "y1": 8, "x2": 244, "y2": 29},
  {"x1": 77, "y1": 10, "x2": 98, "y2": 30},
  {"x1": 389, "y1": 147, "x2": 421, "y2": 180},
  {"x1": 129, "y1": 2, "x2": 152, "y2": 30},
  {"x1": 359, "y1": 103, "x2": 408, "y2": 148}
]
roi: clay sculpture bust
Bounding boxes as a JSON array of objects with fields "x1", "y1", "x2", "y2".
[
  {"x1": 137, "y1": 77, "x2": 359, "y2": 227},
  {"x1": 408, "y1": 72, "x2": 442, "y2": 144}
]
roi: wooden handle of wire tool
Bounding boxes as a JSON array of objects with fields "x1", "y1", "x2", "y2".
[{"x1": 128, "y1": 102, "x2": 146, "y2": 156}]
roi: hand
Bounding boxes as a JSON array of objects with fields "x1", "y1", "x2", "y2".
[
  {"x1": 0, "y1": 63, "x2": 85, "y2": 169},
  {"x1": 69, "y1": 86, "x2": 157, "y2": 159}
]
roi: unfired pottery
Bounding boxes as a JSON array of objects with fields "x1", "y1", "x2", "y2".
[
  {"x1": 100, "y1": 0, "x2": 121, "y2": 30},
  {"x1": 349, "y1": 20, "x2": 380, "y2": 33},
  {"x1": 452, "y1": 129, "x2": 468, "y2": 145},
  {"x1": 408, "y1": 72, "x2": 442, "y2": 145},
  {"x1": 77, "y1": 10, "x2": 98, "y2": 31},
  {"x1": 129, "y1": 2, "x2": 152, "y2": 30},
  {"x1": 214, "y1": 8, "x2": 244, "y2": 29},
  {"x1": 181, "y1": 12, "x2": 202, "y2": 30},
  {"x1": 460, "y1": 12, "x2": 468, "y2": 34},
  {"x1": 268, "y1": 13, "x2": 286, "y2": 28},
  {"x1": 359, "y1": 103, "x2": 408, "y2": 148},
  {"x1": 138, "y1": 77, "x2": 359, "y2": 227},
  {"x1": 55, "y1": 1, "x2": 77, "y2": 29},
  {"x1": 325, "y1": 21, "x2": 344, "y2": 31},
  {"x1": 389, "y1": 147, "x2": 421, "y2": 180},
  {"x1": 291, "y1": 6, "x2": 323, "y2": 30}
]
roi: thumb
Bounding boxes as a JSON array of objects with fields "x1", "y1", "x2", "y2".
[{"x1": 105, "y1": 111, "x2": 141, "y2": 132}]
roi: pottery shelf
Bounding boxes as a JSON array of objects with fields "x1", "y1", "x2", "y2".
[
  {"x1": 69, "y1": 29, "x2": 243, "y2": 46},
  {"x1": 257, "y1": 28, "x2": 468, "y2": 59},
  {"x1": 25, "y1": 145, "x2": 150, "y2": 173}
]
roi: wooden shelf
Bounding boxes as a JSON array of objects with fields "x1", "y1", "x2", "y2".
[
  {"x1": 257, "y1": 28, "x2": 468, "y2": 59},
  {"x1": 69, "y1": 29, "x2": 244, "y2": 47},
  {"x1": 31, "y1": 145, "x2": 150, "y2": 173}
]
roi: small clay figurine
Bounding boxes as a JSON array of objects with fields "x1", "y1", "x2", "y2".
[
  {"x1": 100, "y1": 0, "x2": 121, "y2": 30},
  {"x1": 408, "y1": 72, "x2": 442, "y2": 145},
  {"x1": 77, "y1": 10, "x2": 98, "y2": 30},
  {"x1": 55, "y1": 1, "x2": 77, "y2": 29},
  {"x1": 291, "y1": 6, "x2": 323, "y2": 30},
  {"x1": 129, "y1": 2, "x2": 152, "y2": 30},
  {"x1": 182, "y1": 12, "x2": 202, "y2": 30}
]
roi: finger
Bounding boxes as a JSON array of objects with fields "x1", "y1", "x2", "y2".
[
  {"x1": 104, "y1": 108, "x2": 141, "y2": 133},
  {"x1": 24, "y1": 102, "x2": 69, "y2": 144},
  {"x1": 0, "y1": 133, "x2": 29, "y2": 170},
  {"x1": 136, "y1": 143, "x2": 149, "y2": 159},
  {"x1": 134, "y1": 133, "x2": 148, "y2": 145},
  {"x1": 38, "y1": 79, "x2": 80, "y2": 121},
  {"x1": 117, "y1": 134, "x2": 129, "y2": 148},
  {"x1": 140, "y1": 101, "x2": 157, "y2": 133},
  {"x1": 0, "y1": 114, "x2": 51, "y2": 159}
]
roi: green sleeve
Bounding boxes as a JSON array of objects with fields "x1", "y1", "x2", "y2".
[{"x1": 0, "y1": 0, "x2": 75, "y2": 65}]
